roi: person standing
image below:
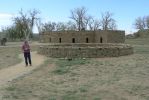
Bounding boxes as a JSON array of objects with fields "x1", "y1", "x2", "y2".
[{"x1": 22, "y1": 40, "x2": 32, "y2": 66}]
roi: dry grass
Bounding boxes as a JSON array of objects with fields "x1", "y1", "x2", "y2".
[
  {"x1": 1, "y1": 39, "x2": 149, "y2": 100},
  {"x1": 0, "y1": 47, "x2": 21, "y2": 70}
]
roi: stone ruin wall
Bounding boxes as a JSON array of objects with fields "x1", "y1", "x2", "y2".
[
  {"x1": 39, "y1": 30, "x2": 125, "y2": 43},
  {"x1": 39, "y1": 31, "x2": 95, "y2": 43},
  {"x1": 38, "y1": 43, "x2": 133, "y2": 58},
  {"x1": 38, "y1": 30, "x2": 133, "y2": 58}
]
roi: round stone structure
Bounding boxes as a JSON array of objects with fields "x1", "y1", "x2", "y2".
[{"x1": 38, "y1": 43, "x2": 133, "y2": 58}]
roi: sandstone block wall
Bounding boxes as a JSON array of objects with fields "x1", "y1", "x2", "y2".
[
  {"x1": 39, "y1": 30, "x2": 125, "y2": 43},
  {"x1": 39, "y1": 31, "x2": 95, "y2": 43},
  {"x1": 38, "y1": 43, "x2": 133, "y2": 58},
  {"x1": 106, "y1": 30, "x2": 125, "y2": 43}
]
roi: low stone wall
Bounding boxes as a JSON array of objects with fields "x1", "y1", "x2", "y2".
[{"x1": 38, "y1": 43, "x2": 133, "y2": 58}]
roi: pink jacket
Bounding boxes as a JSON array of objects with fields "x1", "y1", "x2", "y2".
[{"x1": 22, "y1": 44, "x2": 30, "y2": 53}]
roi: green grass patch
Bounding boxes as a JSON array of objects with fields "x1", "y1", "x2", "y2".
[
  {"x1": 93, "y1": 97, "x2": 102, "y2": 100},
  {"x1": 62, "y1": 94, "x2": 79, "y2": 100},
  {"x1": 126, "y1": 38, "x2": 149, "y2": 54},
  {"x1": 5, "y1": 86, "x2": 16, "y2": 91},
  {"x1": 125, "y1": 38, "x2": 149, "y2": 45},
  {"x1": 79, "y1": 86, "x2": 88, "y2": 92},
  {"x1": 133, "y1": 45, "x2": 149, "y2": 54},
  {"x1": 53, "y1": 59, "x2": 90, "y2": 75},
  {"x1": 47, "y1": 97, "x2": 57, "y2": 100}
]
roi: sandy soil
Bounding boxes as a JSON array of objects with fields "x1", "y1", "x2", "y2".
[{"x1": 0, "y1": 51, "x2": 46, "y2": 88}]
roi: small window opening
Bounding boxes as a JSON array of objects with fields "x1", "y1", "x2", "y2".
[
  {"x1": 100, "y1": 37, "x2": 103, "y2": 43},
  {"x1": 72, "y1": 38, "x2": 75, "y2": 43},
  {"x1": 59, "y1": 38, "x2": 61, "y2": 43},
  {"x1": 49, "y1": 38, "x2": 51, "y2": 42},
  {"x1": 86, "y1": 38, "x2": 89, "y2": 43}
]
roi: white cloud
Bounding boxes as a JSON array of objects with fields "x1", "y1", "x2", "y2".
[
  {"x1": 0, "y1": 13, "x2": 14, "y2": 31},
  {"x1": 0, "y1": 13, "x2": 13, "y2": 18}
]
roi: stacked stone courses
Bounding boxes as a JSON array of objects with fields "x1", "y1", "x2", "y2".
[
  {"x1": 38, "y1": 30, "x2": 133, "y2": 58},
  {"x1": 39, "y1": 30, "x2": 125, "y2": 43}
]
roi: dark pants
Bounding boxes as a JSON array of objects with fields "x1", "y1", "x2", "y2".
[{"x1": 24, "y1": 52, "x2": 32, "y2": 66}]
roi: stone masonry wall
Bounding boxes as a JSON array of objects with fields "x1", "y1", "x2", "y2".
[
  {"x1": 39, "y1": 31, "x2": 95, "y2": 43},
  {"x1": 38, "y1": 30, "x2": 130, "y2": 58},
  {"x1": 38, "y1": 43, "x2": 133, "y2": 58},
  {"x1": 39, "y1": 30, "x2": 125, "y2": 43},
  {"x1": 106, "y1": 30, "x2": 125, "y2": 43}
]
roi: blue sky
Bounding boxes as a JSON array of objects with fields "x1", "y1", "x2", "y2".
[{"x1": 0, "y1": 0, "x2": 149, "y2": 34}]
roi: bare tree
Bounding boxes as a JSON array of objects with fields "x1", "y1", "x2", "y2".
[
  {"x1": 41, "y1": 22, "x2": 56, "y2": 32},
  {"x1": 70, "y1": 7, "x2": 89, "y2": 31},
  {"x1": 100, "y1": 11, "x2": 117, "y2": 30},
  {"x1": 134, "y1": 17, "x2": 146, "y2": 30},
  {"x1": 56, "y1": 22, "x2": 67, "y2": 31},
  {"x1": 66, "y1": 21, "x2": 77, "y2": 30},
  {"x1": 88, "y1": 17, "x2": 100, "y2": 30},
  {"x1": 40, "y1": 21, "x2": 77, "y2": 32}
]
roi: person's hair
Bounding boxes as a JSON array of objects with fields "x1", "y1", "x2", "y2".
[{"x1": 24, "y1": 40, "x2": 28, "y2": 44}]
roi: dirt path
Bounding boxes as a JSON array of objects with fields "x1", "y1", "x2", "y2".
[{"x1": 0, "y1": 52, "x2": 46, "y2": 87}]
